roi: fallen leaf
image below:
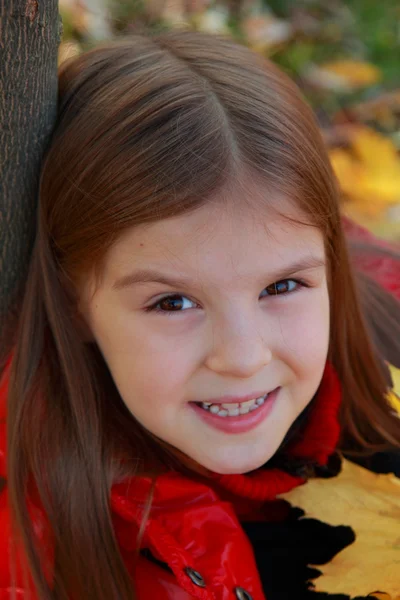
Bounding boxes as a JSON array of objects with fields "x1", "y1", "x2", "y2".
[
  {"x1": 390, "y1": 366, "x2": 400, "y2": 397},
  {"x1": 306, "y1": 60, "x2": 381, "y2": 92},
  {"x1": 322, "y1": 60, "x2": 381, "y2": 87},
  {"x1": 330, "y1": 127, "x2": 400, "y2": 218},
  {"x1": 389, "y1": 366, "x2": 400, "y2": 416},
  {"x1": 58, "y1": 41, "x2": 81, "y2": 66},
  {"x1": 280, "y1": 458, "x2": 400, "y2": 596}
]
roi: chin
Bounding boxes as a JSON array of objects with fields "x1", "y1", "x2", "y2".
[{"x1": 200, "y1": 449, "x2": 275, "y2": 475}]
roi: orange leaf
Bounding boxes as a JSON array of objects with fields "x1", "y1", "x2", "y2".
[
  {"x1": 307, "y1": 60, "x2": 381, "y2": 91},
  {"x1": 330, "y1": 127, "x2": 400, "y2": 217}
]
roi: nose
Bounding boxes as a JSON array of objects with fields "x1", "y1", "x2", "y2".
[{"x1": 204, "y1": 315, "x2": 272, "y2": 378}]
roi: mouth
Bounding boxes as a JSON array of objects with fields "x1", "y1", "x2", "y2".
[
  {"x1": 190, "y1": 388, "x2": 280, "y2": 434},
  {"x1": 194, "y1": 392, "x2": 270, "y2": 418}
]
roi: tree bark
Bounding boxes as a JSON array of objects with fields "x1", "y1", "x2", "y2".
[{"x1": 0, "y1": 0, "x2": 61, "y2": 371}]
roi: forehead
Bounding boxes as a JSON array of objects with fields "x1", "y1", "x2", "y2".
[{"x1": 103, "y1": 191, "x2": 325, "y2": 287}]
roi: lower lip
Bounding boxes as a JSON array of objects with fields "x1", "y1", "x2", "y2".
[{"x1": 190, "y1": 388, "x2": 280, "y2": 434}]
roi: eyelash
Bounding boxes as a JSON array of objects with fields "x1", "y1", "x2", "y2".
[{"x1": 145, "y1": 279, "x2": 309, "y2": 316}]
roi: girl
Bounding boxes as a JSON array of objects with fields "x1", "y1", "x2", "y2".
[{"x1": 1, "y1": 29, "x2": 400, "y2": 600}]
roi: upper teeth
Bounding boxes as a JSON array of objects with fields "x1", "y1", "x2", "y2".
[{"x1": 201, "y1": 395, "x2": 268, "y2": 417}]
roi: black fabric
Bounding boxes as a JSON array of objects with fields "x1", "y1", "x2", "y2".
[
  {"x1": 346, "y1": 449, "x2": 400, "y2": 477},
  {"x1": 266, "y1": 450, "x2": 343, "y2": 480},
  {"x1": 242, "y1": 504, "x2": 367, "y2": 599}
]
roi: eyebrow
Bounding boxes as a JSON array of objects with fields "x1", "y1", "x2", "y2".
[{"x1": 112, "y1": 256, "x2": 326, "y2": 291}]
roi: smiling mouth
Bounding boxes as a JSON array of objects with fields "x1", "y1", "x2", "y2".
[{"x1": 194, "y1": 393, "x2": 269, "y2": 417}]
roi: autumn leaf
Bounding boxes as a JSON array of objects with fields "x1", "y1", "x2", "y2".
[
  {"x1": 58, "y1": 41, "x2": 81, "y2": 66},
  {"x1": 388, "y1": 365, "x2": 400, "y2": 417},
  {"x1": 306, "y1": 60, "x2": 381, "y2": 92},
  {"x1": 330, "y1": 126, "x2": 400, "y2": 218},
  {"x1": 390, "y1": 365, "x2": 400, "y2": 397},
  {"x1": 323, "y1": 60, "x2": 381, "y2": 86},
  {"x1": 280, "y1": 458, "x2": 400, "y2": 596},
  {"x1": 387, "y1": 390, "x2": 400, "y2": 419}
]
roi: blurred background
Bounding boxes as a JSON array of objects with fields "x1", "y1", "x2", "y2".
[{"x1": 58, "y1": 0, "x2": 400, "y2": 242}]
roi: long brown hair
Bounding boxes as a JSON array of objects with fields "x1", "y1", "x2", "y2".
[{"x1": 5, "y1": 30, "x2": 400, "y2": 598}]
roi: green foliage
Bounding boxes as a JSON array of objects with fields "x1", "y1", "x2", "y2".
[
  {"x1": 270, "y1": 0, "x2": 400, "y2": 88},
  {"x1": 343, "y1": 0, "x2": 400, "y2": 84}
]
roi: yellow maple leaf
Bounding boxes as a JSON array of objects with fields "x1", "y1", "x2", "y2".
[
  {"x1": 320, "y1": 60, "x2": 381, "y2": 88},
  {"x1": 389, "y1": 365, "x2": 400, "y2": 398},
  {"x1": 388, "y1": 389, "x2": 400, "y2": 418},
  {"x1": 330, "y1": 127, "x2": 400, "y2": 216},
  {"x1": 388, "y1": 365, "x2": 400, "y2": 417},
  {"x1": 306, "y1": 60, "x2": 381, "y2": 92},
  {"x1": 330, "y1": 147, "x2": 366, "y2": 197},
  {"x1": 280, "y1": 458, "x2": 400, "y2": 596},
  {"x1": 58, "y1": 41, "x2": 81, "y2": 66},
  {"x1": 352, "y1": 129, "x2": 400, "y2": 200}
]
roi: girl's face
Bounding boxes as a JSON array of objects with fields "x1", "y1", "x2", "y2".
[{"x1": 80, "y1": 184, "x2": 330, "y2": 474}]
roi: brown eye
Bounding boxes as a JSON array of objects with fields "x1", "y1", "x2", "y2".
[
  {"x1": 149, "y1": 294, "x2": 197, "y2": 313},
  {"x1": 158, "y1": 295, "x2": 185, "y2": 311},
  {"x1": 262, "y1": 279, "x2": 298, "y2": 296}
]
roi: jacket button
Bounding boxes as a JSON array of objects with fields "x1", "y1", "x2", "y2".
[
  {"x1": 184, "y1": 567, "x2": 206, "y2": 588},
  {"x1": 235, "y1": 587, "x2": 253, "y2": 600}
]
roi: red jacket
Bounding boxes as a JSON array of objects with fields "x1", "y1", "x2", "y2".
[{"x1": 0, "y1": 224, "x2": 399, "y2": 599}]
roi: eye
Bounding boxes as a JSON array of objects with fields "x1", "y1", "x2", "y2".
[
  {"x1": 260, "y1": 279, "x2": 302, "y2": 297},
  {"x1": 146, "y1": 294, "x2": 198, "y2": 314},
  {"x1": 145, "y1": 279, "x2": 306, "y2": 315}
]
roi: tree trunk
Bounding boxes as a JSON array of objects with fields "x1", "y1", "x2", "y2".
[{"x1": 0, "y1": 0, "x2": 61, "y2": 371}]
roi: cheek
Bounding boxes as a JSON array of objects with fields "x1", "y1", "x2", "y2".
[
  {"x1": 89, "y1": 306, "x2": 199, "y2": 407},
  {"x1": 273, "y1": 287, "x2": 330, "y2": 368}
]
